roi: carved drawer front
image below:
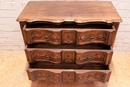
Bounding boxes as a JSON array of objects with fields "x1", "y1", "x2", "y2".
[
  {"x1": 26, "y1": 48, "x2": 112, "y2": 64},
  {"x1": 27, "y1": 66, "x2": 111, "y2": 83},
  {"x1": 76, "y1": 29, "x2": 115, "y2": 45},
  {"x1": 23, "y1": 28, "x2": 61, "y2": 45},
  {"x1": 76, "y1": 50, "x2": 113, "y2": 65},
  {"x1": 25, "y1": 49, "x2": 61, "y2": 63},
  {"x1": 62, "y1": 30, "x2": 76, "y2": 44},
  {"x1": 76, "y1": 71, "x2": 110, "y2": 83}
]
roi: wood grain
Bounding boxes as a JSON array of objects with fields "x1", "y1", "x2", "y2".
[
  {"x1": 0, "y1": 51, "x2": 130, "y2": 87},
  {"x1": 17, "y1": 1, "x2": 122, "y2": 23}
]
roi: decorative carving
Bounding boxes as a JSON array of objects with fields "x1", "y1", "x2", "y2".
[
  {"x1": 77, "y1": 31, "x2": 109, "y2": 45},
  {"x1": 96, "y1": 33, "x2": 107, "y2": 41},
  {"x1": 62, "y1": 51, "x2": 75, "y2": 63},
  {"x1": 93, "y1": 54, "x2": 104, "y2": 61},
  {"x1": 62, "y1": 71, "x2": 75, "y2": 83},
  {"x1": 32, "y1": 50, "x2": 61, "y2": 63},
  {"x1": 32, "y1": 31, "x2": 42, "y2": 39},
  {"x1": 30, "y1": 30, "x2": 61, "y2": 44},
  {"x1": 77, "y1": 74, "x2": 85, "y2": 83},
  {"x1": 77, "y1": 72, "x2": 105, "y2": 83},
  {"x1": 62, "y1": 30, "x2": 75, "y2": 44},
  {"x1": 76, "y1": 52, "x2": 105, "y2": 64},
  {"x1": 95, "y1": 73, "x2": 105, "y2": 81},
  {"x1": 77, "y1": 73, "x2": 93, "y2": 83},
  {"x1": 78, "y1": 36, "x2": 88, "y2": 42},
  {"x1": 33, "y1": 71, "x2": 60, "y2": 82}
]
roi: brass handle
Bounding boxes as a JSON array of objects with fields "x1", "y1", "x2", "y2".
[
  {"x1": 87, "y1": 75, "x2": 92, "y2": 80},
  {"x1": 90, "y1": 36, "x2": 94, "y2": 41},
  {"x1": 46, "y1": 55, "x2": 50, "y2": 60},
  {"x1": 44, "y1": 34, "x2": 49, "y2": 40},
  {"x1": 46, "y1": 73, "x2": 50, "y2": 78},
  {"x1": 88, "y1": 56, "x2": 92, "y2": 61}
]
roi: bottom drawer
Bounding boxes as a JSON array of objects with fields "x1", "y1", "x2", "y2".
[{"x1": 27, "y1": 62, "x2": 111, "y2": 83}]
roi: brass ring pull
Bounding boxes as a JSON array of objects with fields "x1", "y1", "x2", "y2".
[
  {"x1": 46, "y1": 73, "x2": 50, "y2": 78},
  {"x1": 46, "y1": 55, "x2": 50, "y2": 60},
  {"x1": 90, "y1": 36, "x2": 94, "y2": 41},
  {"x1": 87, "y1": 75, "x2": 92, "y2": 80},
  {"x1": 44, "y1": 34, "x2": 49, "y2": 40},
  {"x1": 88, "y1": 56, "x2": 92, "y2": 61}
]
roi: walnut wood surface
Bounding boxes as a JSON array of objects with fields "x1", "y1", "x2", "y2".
[{"x1": 17, "y1": 1, "x2": 122, "y2": 23}]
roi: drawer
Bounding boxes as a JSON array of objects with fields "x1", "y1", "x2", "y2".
[
  {"x1": 23, "y1": 22, "x2": 115, "y2": 45},
  {"x1": 25, "y1": 44, "x2": 113, "y2": 65},
  {"x1": 27, "y1": 62, "x2": 111, "y2": 83}
]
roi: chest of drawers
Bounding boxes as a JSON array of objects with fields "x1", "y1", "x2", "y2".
[{"x1": 17, "y1": 1, "x2": 122, "y2": 85}]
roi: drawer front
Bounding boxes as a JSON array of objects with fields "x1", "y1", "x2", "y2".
[
  {"x1": 76, "y1": 51, "x2": 113, "y2": 65},
  {"x1": 23, "y1": 29, "x2": 61, "y2": 45},
  {"x1": 27, "y1": 70, "x2": 61, "y2": 83},
  {"x1": 76, "y1": 71, "x2": 110, "y2": 83},
  {"x1": 27, "y1": 69, "x2": 111, "y2": 83},
  {"x1": 76, "y1": 30, "x2": 115, "y2": 45},
  {"x1": 25, "y1": 49, "x2": 112, "y2": 65},
  {"x1": 25, "y1": 49, "x2": 61, "y2": 63}
]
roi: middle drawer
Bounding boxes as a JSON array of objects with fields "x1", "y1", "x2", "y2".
[{"x1": 25, "y1": 44, "x2": 113, "y2": 65}]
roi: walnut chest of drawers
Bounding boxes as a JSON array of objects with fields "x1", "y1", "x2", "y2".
[{"x1": 17, "y1": 1, "x2": 122, "y2": 85}]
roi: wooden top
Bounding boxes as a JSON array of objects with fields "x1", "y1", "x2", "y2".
[{"x1": 17, "y1": 1, "x2": 122, "y2": 23}]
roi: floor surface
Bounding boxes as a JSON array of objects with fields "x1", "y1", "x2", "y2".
[{"x1": 0, "y1": 51, "x2": 130, "y2": 87}]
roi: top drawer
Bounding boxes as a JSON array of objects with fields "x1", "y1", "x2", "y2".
[{"x1": 23, "y1": 22, "x2": 116, "y2": 45}]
